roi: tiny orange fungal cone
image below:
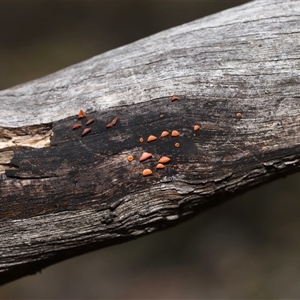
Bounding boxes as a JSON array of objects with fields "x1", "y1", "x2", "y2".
[
  {"x1": 175, "y1": 142, "x2": 180, "y2": 148},
  {"x1": 111, "y1": 116, "x2": 119, "y2": 126},
  {"x1": 158, "y1": 156, "x2": 171, "y2": 164},
  {"x1": 160, "y1": 131, "x2": 169, "y2": 138},
  {"x1": 86, "y1": 118, "x2": 95, "y2": 125},
  {"x1": 127, "y1": 155, "x2": 134, "y2": 162},
  {"x1": 139, "y1": 152, "x2": 152, "y2": 162},
  {"x1": 142, "y1": 169, "x2": 152, "y2": 176},
  {"x1": 171, "y1": 95, "x2": 179, "y2": 102},
  {"x1": 139, "y1": 138, "x2": 144, "y2": 143},
  {"x1": 78, "y1": 109, "x2": 87, "y2": 119},
  {"x1": 81, "y1": 127, "x2": 91, "y2": 136},
  {"x1": 156, "y1": 163, "x2": 165, "y2": 169},
  {"x1": 193, "y1": 125, "x2": 200, "y2": 131},
  {"x1": 106, "y1": 117, "x2": 119, "y2": 128},
  {"x1": 72, "y1": 123, "x2": 82, "y2": 130},
  {"x1": 171, "y1": 130, "x2": 180, "y2": 137},
  {"x1": 147, "y1": 135, "x2": 157, "y2": 142}
]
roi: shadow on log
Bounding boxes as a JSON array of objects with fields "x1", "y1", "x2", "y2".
[{"x1": 0, "y1": 0, "x2": 300, "y2": 285}]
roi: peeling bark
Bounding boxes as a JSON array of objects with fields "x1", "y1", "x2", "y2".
[{"x1": 0, "y1": 0, "x2": 300, "y2": 285}]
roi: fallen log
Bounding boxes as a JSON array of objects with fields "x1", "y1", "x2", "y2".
[{"x1": 1, "y1": 0, "x2": 300, "y2": 285}]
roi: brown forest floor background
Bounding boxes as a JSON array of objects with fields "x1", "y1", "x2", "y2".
[{"x1": 1, "y1": 1, "x2": 300, "y2": 299}]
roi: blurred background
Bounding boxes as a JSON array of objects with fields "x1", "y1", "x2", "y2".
[{"x1": 1, "y1": 1, "x2": 300, "y2": 299}]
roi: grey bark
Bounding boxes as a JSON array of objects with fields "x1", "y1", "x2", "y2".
[{"x1": 1, "y1": 0, "x2": 300, "y2": 285}]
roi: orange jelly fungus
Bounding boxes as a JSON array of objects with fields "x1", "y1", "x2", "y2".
[
  {"x1": 72, "y1": 123, "x2": 82, "y2": 130},
  {"x1": 86, "y1": 118, "x2": 95, "y2": 125},
  {"x1": 171, "y1": 95, "x2": 179, "y2": 101},
  {"x1": 139, "y1": 152, "x2": 153, "y2": 162},
  {"x1": 78, "y1": 109, "x2": 87, "y2": 119},
  {"x1": 171, "y1": 130, "x2": 180, "y2": 137},
  {"x1": 142, "y1": 169, "x2": 153, "y2": 176},
  {"x1": 158, "y1": 156, "x2": 171, "y2": 164},
  {"x1": 106, "y1": 116, "x2": 119, "y2": 128},
  {"x1": 236, "y1": 112, "x2": 242, "y2": 118},
  {"x1": 147, "y1": 135, "x2": 157, "y2": 142},
  {"x1": 139, "y1": 138, "x2": 144, "y2": 143},
  {"x1": 111, "y1": 116, "x2": 118, "y2": 125},
  {"x1": 127, "y1": 155, "x2": 134, "y2": 162},
  {"x1": 81, "y1": 127, "x2": 91, "y2": 136},
  {"x1": 175, "y1": 142, "x2": 180, "y2": 148},
  {"x1": 160, "y1": 131, "x2": 169, "y2": 138},
  {"x1": 156, "y1": 163, "x2": 165, "y2": 169},
  {"x1": 193, "y1": 125, "x2": 200, "y2": 131}
]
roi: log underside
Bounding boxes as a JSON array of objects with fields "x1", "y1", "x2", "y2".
[{"x1": 0, "y1": 0, "x2": 300, "y2": 285}]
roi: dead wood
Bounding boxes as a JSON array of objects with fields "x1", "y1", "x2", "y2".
[{"x1": 0, "y1": 0, "x2": 300, "y2": 285}]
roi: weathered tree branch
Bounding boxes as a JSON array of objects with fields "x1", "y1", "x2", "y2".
[{"x1": 1, "y1": 0, "x2": 300, "y2": 285}]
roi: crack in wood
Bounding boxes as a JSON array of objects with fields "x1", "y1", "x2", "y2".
[{"x1": 0, "y1": 123, "x2": 53, "y2": 173}]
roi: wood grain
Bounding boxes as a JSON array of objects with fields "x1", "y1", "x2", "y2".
[{"x1": 0, "y1": 0, "x2": 300, "y2": 285}]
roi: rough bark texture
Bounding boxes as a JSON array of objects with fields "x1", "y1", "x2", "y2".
[{"x1": 1, "y1": 0, "x2": 300, "y2": 285}]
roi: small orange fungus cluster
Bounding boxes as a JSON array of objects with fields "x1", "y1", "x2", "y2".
[
  {"x1": 140, "y1": 155, "x2": 171, "y2": 176},
  {"x1": 138, "y1": 129, "x2": 180, "y2": 147},
  {"x1": 72, "y1": 109, "x2": 94, "y2": 137},
  {"x1": 133, "y1": 94, "x2": 188, "y2": 177},
  {"x1": 72, "y1": 110, "x2": 121, "y2": 137},
  {"x1": 73, "y1": 95, "x2": 206, "y2": 180}
]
